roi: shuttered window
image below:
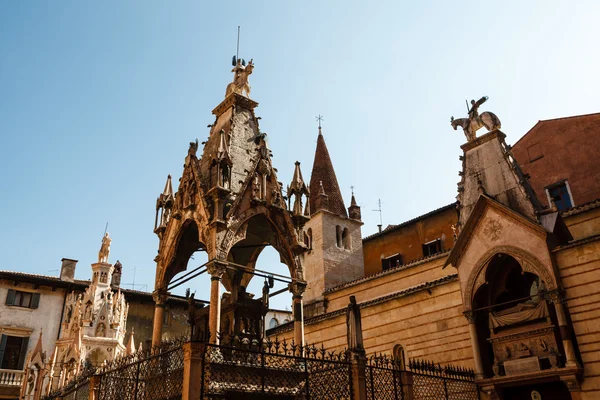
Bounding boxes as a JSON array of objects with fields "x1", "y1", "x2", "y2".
[{"x1": 5, "y1": 289, "x2": 40, "y2": 309}]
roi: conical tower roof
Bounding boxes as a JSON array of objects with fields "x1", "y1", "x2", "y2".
[{"x1": 309, "y1": 128, "x2": 347, "y2": 217}]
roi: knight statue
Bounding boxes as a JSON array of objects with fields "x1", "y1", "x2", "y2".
[
  {"x1": 225, "y1": 57, "x2": 254, "y2": 98},
  {"x1": 451, "y1": 96, "x2": 501, "y2": 141},
  {"x1": 98, "y1": 232, "x2": 111, "y2": 264}
]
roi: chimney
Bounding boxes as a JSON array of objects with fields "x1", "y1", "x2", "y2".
[
  {"x1": 112, "y1": 261, "x2": 123, "y2": 289},
  {"x1": 60, "y1": 258, "x2": 78, "y2": 282}
]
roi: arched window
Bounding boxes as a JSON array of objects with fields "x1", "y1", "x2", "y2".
[
  {"x1": 393, "y1": 344, "x2": 406, "y2": 370},
  {"x1": 342, "y1": 227, "x2": 351, "y2": 250},
  {"x1": 336, "y1": 225, "x2": 343, "y2": 248},
  {"x1": 269, "y1": 318, "x2": 279, "y2": 329}
]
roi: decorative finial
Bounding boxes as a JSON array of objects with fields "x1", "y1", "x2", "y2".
[{"x1": 350, "y1": 185, "x2": 355, "y2": 196}]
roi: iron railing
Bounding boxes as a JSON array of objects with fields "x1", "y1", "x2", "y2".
[
  {"x1": 43, "y1": 337, "x2": 479, "y2": 400},
  {"x1": 409, "y1": 358, "x2": 480, "y2": 400}
]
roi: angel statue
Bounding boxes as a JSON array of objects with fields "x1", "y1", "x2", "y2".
[{"x1": 451, "y1": 96, "x2": 502, "y2": 141}]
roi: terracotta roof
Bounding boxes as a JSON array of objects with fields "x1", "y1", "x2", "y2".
[
  {"x1": 362, "y1": 203, "x2": 457, "y2": 242},
  {"x1": 0, "y1": 270, "x2": 88, "y2": 288},
  {"x1": 560, "y1": 197, "x2": 600, "y2": 217},
  {"x1": 0, "y1": 270, "x2": 192, "y2": 304},
  {"x1": 309, "y1": 129, "x2": 347, "y2": 218},
  {"x1": 552, "y1": 233, "x2": 600, "y2": 252}
]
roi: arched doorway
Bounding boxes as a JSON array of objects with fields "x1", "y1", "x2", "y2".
[{"x1": 471, "y1": 253, "x2": 561, "y2": 378}]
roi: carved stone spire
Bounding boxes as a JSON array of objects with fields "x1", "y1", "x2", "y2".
[
  {"x1": 309, "y1": 128, "x2": 347, "y2": 217},
  {"x1": 126, "y1": 328, "x2": 135, "y2": 355},
  {"x1": 348, "y1": 188, "x2": 361, "y2": 221},
  {"x1": 314, "y1": 181, "x2": 329, "y2": 213},
  {"x1": 154, "y1": 174, "x2": 174, "y2": 234},
  {"x1": 288, "y1": 161, "x2": 309, "y2": 216}
]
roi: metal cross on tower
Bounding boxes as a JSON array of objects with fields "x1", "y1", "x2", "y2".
[{"x1": 316, "y1": 115, "x2": 324, "y2": 129}]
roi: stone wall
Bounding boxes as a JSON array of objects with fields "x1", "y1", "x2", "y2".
[
  {"x1": 271, "y1": 256, "x2": 474, "y2": 368},
  {"x1": 125, "y1": 296, "x2": 190, "y2": 349},
  {"x1": 0, "y1": 280, "x2": 67, "y2": 361},
  {"x1": 555, "y1": 238, "x2": 600, "y2": 399}
]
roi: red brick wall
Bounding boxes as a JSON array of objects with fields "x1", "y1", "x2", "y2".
[{"x1": 512, "y1": 113, "x2": 600, "y2": 208}]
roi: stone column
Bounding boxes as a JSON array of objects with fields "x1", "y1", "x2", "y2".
[
  {"x1": 547, "y1": 292, "x2": 580, "y2": 368},
  {"x1": 289, "y1": 282, "x2": 307, "y2": 349},
  {"x1": 88, "y1": 375, "x2": 100, "y2": 400},
  {"x1": 182, "y1": 342, "x2": 206, "y2": 400},
  {"x1": 207, "y1": 261, "x2": 227, "y2": 344},
  {"x1": 350, "y1": 351, "x2": 367, "y2": 400},
  {"x1": 464, "y1": 311, "x2": 485, "y2": 379},
  {"x1": 151, "y1": 289, "x2": 169, "y2": 347}
]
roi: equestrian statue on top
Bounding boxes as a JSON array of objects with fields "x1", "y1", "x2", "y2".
[{"x1": 451, "y1": 96, "x2": 501, "y2": 141}]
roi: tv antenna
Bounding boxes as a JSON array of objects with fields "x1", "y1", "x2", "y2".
[
  {"x1": 373, "y1": 199, "x2": 383, "y2": 232},
  {"x1": 123, "y1": 265, "x2": 147, "y2": 292}
]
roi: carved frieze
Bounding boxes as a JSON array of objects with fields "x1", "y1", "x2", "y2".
[{"x1": 489, "y1": 323, "x2": 559, "y2": 377}]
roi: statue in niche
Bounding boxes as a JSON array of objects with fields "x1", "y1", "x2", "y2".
[
  {"x1": 252, "y1": 173, "x2": 261, "y2": 200},
  {"x1": 221, "y1": 165, "x2": 230, "y2": 189},
  {"x1": 84, "y1": 303, "x2": 92, "y2": 320},
  {"x1": 65, "y1": 305, "x2": 73, "y2": 323},
  {"x1": 450, "y1": 96, "x2": 501, "y2": 141},
  {"x1": 96, "y1": 323, "x2": 106, "y2": 337},
  {"x1": 98, "y1": 232, "x2": 111, "y2": 263},
  {"x1": 346, "y1": 296, "x2": 364, "y2": 351}
]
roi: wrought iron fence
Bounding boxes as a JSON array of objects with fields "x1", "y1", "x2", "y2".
[
  {"x1": 200, "y1": 335, "x2": 353, "y2": 399},
  {"x1": 409, "y1": 358, "x2": 480, "y2": 400},
  {"x1": 366, "y1": 355, "x2": 404, "y2": 400},
  {"x1": 42, "y1": 337, "x2": 479, "y2": 400},
  {"x1": 43, "y1": 338, "x2": 186, "y2": 400},
  {"x1": 97, "y1": 340, "x2": 184, "y2": 400}
]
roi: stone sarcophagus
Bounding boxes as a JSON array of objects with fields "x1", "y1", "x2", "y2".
[{"x1": 488, "y1": 300, "x2": 560, "y2": 376}]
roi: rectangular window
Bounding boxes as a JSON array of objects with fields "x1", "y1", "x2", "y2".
[
  {"x1": 422, "y1": 239, "x2": 442, "y2": 257},
  {"x1": 163, "y1": 308, "x2": 170, "y2": 326},
  {"x1": 5, "y1": 289, "x2": 40, "y2": 309},
  {"x1": 382, "y1": 254, "x2": 403, "y2": 271},
  {"x1": 547, "y1": 182, "x2": 573, "y2": 211},
  {"x1": 0, "y1": 335, "x2": 29, "y2": 370}
]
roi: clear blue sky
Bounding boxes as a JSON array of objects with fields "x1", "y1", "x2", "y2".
[{"x1": 1, "y1": 1, "x2": 598, "y2": 310}]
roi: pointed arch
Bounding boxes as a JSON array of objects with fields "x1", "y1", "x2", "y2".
[{"x1": 464, "y1": 245, "x2": 557, "y2": 311}]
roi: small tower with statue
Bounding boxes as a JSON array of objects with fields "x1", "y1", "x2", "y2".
[{"x1": 45, "y1": 233, "x2": 130, "y2": 394}]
